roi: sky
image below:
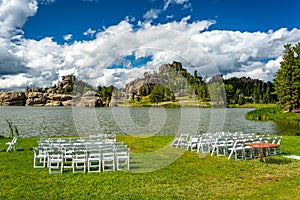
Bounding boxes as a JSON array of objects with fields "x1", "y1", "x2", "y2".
[{"x1": 1, "y1": 0, "x2": 300, "y2": 90}]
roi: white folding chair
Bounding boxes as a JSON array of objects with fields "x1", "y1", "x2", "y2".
[
  {"x1": 269, "y1": 136, "x2": 282, "y2": 156},
  {"x1": 63, "y1": 146, "x2": 74, "y2": 169},
  {"x1": 243, "y1": 140, "x2": 254, "y2": 160},
  {"x1": 115, "y1": 147, "x2": 130, "y2": 171},
  {"x1": 102, "y1": 147, "x2": 115, "y2": 171},
  {"x1": 33, "y1": 147, "x2": 48, "y2": 168},
  {"x1": 6, "y1": 136, "x2": 18, "y2": 152},
  {"x1": 87, "y1": 150, "x2": 102, "y2": 173},
  {"x1": 48, "y1": 151, "x2": 64, "y2": 174},
  {"x1": 228, "y1": 140, "x2": 245, "y2": 160},
  {"x1": 188, "y1": 135, "x2": 200, "y2": 152},
  {"x1": 216, "y1": 138, "x2": 228, "y2": 157},
  {"x1": 176, "y1": 134, "x2": 190, "y2": 149},
  {"x1": 198, "y1": 137, "x2": 212, "y2": 154},
  {"x1": 72, "y1": 150, "x2": 87, "y2": 173}
]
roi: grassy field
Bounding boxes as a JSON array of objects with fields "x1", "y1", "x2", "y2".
[{"x1": 1, "y1": 134, "x2": 300, "y2": 199}]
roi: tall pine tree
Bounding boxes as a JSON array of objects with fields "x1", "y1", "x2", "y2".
[{"x1": 274, "y1": 43, "x2": 300, "y2": 112}]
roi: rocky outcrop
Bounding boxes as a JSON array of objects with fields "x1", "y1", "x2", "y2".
[
  {"x1": 0, "y1": 91, "x2": 26, "y2": 106},
  {"x1": 123, "y1": 61, "x2": 189, "y2": 99},
  {"x1": 0, "y1": 75, "x2": 106, "y2": 107},
  {"x1": 0, "y1": 90, "x2": 104, "y2": 107},
  {"x1": 125, "y1": 76, "x2": 167, "y2": 97},
  {"x1": 76, "y1": 91, "x2": 103, "y2": 107}
]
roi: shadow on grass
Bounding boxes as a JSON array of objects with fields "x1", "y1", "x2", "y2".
[
  {"x1": 0, "y1": 149, "x2": 25, "y2": 152},
  {"x1": 261, "y1": 157, "x2": 293, "y2": 165},
  {"x1": 16, "y1": 149, "x2": 25, "y2": 151}
]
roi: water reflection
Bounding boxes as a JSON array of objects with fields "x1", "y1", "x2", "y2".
[{"x1": 0, "y1": 106, "x2": 281, "y2": 138}]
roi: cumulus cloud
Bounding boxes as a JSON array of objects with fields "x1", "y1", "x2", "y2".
[
  {"x1": 83, "y1": 28, "x2": 96, "y2": 37},
  {"x1": 191, "y1": 28, "x2": 300, "y2": 80},
  {"x1": 143, "y1": 0, "x2": 192, "y2": 21},
  {"x1": 0, "y1": 0, "x2": 37, "y2": 38},
  {"x1": 37, "y1": 0, "x2": 56, "y2": 5},
  {"x1": 0, "y1": 0, "x2": 38, "y2": 88},
  {"x1": 63, "y1": 34, "x2": 72, "y2": 41},
  {"x1": 143, "y1": 8, "x2": 160, "y2": 20},
  {"x1": 1, "y1": 0, "x2": 300, "y2": 90},
  {"x1": 164, "y1": 0, "x2": 191, "y2": 11}
]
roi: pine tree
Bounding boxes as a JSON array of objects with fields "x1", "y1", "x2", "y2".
[{"x1": 274, "y1": 43, "x2": 300, "y2": 112}]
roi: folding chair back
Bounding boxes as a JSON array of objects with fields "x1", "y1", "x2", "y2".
[{"x1": 6, "y1": 136, "x2": 18, "y2": 152}]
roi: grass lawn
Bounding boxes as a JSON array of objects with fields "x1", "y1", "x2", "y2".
[{"x1": 1, "y1": 135, "x2": 300, "y2": 199}]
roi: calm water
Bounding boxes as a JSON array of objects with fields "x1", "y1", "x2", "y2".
[{"x1": 0, "y1": 106, "x2": 280, "y2": 138}]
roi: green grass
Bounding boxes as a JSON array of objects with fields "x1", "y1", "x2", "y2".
[
  {"x1": 1, "y1": 135, "x2": 300, "y2": 199},
  {"x1": 246, "y1": 107, "x2": 300, "y2": 136}
]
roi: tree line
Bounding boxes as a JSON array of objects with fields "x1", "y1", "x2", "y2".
[
  {"x1": 274, "y1": 42, "x2": 300, "y2": 112},
  {"x1": 136, "y1": 62, "x2": 277, "y2": 106},
  {"x1": 145, "y1": 42, "x2": 300, "y2": 112}
]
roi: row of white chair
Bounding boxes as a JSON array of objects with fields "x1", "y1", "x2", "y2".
[
  {"x1": 171, "y1": 132, "x2": 282, "y2": 161},
  {"x1": 39, "y1": 134, "x2": 117, "y2": 145},
  {"x1": 33, "y1": 136, "x2": 129, "y2": 174}
]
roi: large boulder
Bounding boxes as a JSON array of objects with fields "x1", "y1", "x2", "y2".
[
  {"x1": 125, "y1": 75, "x2": 166, "y2": 97},
  {"x1": 44, "y1": 101, "x2": 63, "y2": 107},
  {"x1": 76, "y1": 91, "x2": 103, "y2": 107},
  {"x1": 26, "y1": 92, "x2": 47, "y2": 106},
  {"x1": 62, "y1": 100, "x2": 73, "y2": 106},
  {"x1": 0, "y1": 91, "x2": 26, "y2": 106},
  {"x1": 47, "y1": 94, "x2": 62, "y2": 101}
]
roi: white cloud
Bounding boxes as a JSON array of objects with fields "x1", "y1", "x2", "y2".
[
  {"x1": 190, "y1": 28, "x2": 300, "y2": 81},
  {"x1": 223, "y1": 57, "x2": 282, "y2": 81},
  {"x1": 1, "y1": 1, "x2": 300, "y2": 90},
  {"x1": 63, "y1": 34, "x2": 72, "y2": 41},
  {"x1": 83, "y1": 28, "x2": 96, "y2": 37},
  {"x1": 37, "y1": 0, "x2": 56, "y2": 5},
  {"x1": 0, "y1": 0, "x2": 38, "y2": 38},
  {"x1": 164, "y1": 0, "x2": 191, "y2": 11},
  {"x1": 166, "y1": 15, "x2": 174, "y2": 19},
  {"x1": 143, "y1": 0, "x2": 192, "y2": 22},
  {"x1": 0, "y1": 0, "x2": 38, "y2": 88},
  {"x1": 143, "y1": 8, "x2": 161, "y2": 20}
]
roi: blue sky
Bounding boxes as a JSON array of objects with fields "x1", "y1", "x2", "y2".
[
  {"x1": 24, "y1": 0, "x2": 300, "y2": 43},
  {"x1": 1, "y1": 0, "x2": 300, "y2": 89}
]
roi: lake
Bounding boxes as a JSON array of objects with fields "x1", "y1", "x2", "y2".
[{"x1": 0, "y1": 106, "x2": 280, "y2": 138}]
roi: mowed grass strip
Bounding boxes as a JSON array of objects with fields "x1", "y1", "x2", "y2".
[{"x1": 0, "y1": 135, "x2": 300, "y2": 199}]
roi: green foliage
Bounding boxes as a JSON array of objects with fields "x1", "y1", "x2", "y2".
[
  {"x1": 138, "y1": 85, "x2": 148, "y2": 96},
  {"x1": 237, "y1": 94, "x2": 245, "y2": 105},
  {"x1": 246, "y1": 107, "x2": 282, "y2": 121},
  {"x1": 274, "y1": 42, "x2": 300, "y2": 112},
  {"x1": 72, "y1": 80, "x2": 94, "y2": 95},
  {"x1": 96, "y1": 85, "x2": 114, "y2": 104},
  {"x1": 5, "y1": 119, "x2": 19, "y2": 138},
  {"x1": 149, "y1": 84, "x2": 175, "y2": 104},
  {"x1": 224, "y1": 77, "x2": 276, "y2": 105},
  {"x1": 1, "y1": 135, "x2": 300, "y2": 199},
  {"x1": 207, "y1": 75, "x2": 227, "y2": 106},
  {"x1": 161, "y1": 62, "x2": 209, "y2": 101}
]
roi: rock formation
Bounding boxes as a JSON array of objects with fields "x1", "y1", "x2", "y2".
[
  {"x1": 0, "y1": 75, "x2": 103, "y2": 107},
  {"x1": 0, "y1": 91, "x2": 26, "y2": 106},
  {"x1": 123, "y1": 61, "x2": 190, "y2": 99},
  {"x1": 76, "y1": 91, "x2": 103, "y2": 107}
]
